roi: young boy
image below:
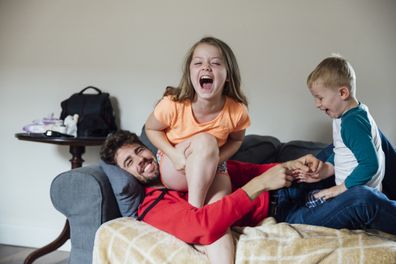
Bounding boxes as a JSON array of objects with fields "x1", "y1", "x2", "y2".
[{"x1": 299, "y1": 55, "x2": 385, "y2": 202}]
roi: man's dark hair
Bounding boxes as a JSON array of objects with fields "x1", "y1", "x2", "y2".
[{"x1": 100, "y1": 130, "x2": 144, "y2": 165}]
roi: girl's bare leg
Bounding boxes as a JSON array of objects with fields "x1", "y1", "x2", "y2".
[
  {"x1": 184, "y1": 133, "x2": 219, "y2": 208},
  {"x1": 184, "y1": 133, "x2": 234, "y2": 263},
  {"x1": 204, "y1": 172, "x2": 234, "y2": 264},
  {"x1": 160, "y1": 133, "x2": 234, "y2": 263}
]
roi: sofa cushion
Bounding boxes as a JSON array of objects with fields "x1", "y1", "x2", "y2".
[
  {"x1": 100, "y1": 160, "x2": 144, "y2": 217},
  {"x1": 231, "y1": 135, "x2": 281, "y2": 163},
  {"x1": 140, "y1": 125, "x2": 158, "y2": 154},
  {"x1": 278, "y1": 140, "x2": 329, "y2": 162},
  {"x1": 315, "y1": 143, "x2": 333, "y2": 162}
]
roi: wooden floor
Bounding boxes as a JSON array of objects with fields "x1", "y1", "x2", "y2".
[{"x1": 0, "y1": 244, "x2": 69, "y2": 264}]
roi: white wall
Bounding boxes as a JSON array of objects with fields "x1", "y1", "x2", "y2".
[{"x1": 1, "y1": 0, "x2": 395, "y2": 250}]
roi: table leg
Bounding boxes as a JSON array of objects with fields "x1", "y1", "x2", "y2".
[
  {"x1": 24, "y1": 220, "x2": 70, "y2": 264},
  {"x1": 69, "y1": 145, "x2": 85, "y2": 169}
]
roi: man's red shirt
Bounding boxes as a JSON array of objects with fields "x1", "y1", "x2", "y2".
[{"x1": 137, "y1": 160, "x2": 277, "y2": 245}]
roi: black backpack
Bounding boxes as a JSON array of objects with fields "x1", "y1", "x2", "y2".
[{"x1": 60, "y1": 86, "x2": 117, "y2": 137}]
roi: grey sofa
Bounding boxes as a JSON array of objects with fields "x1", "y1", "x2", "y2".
[{"x1": 50, "y1": 134, "x2": 330, "y2": 264}]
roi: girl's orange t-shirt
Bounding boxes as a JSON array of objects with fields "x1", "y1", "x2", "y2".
[{"x1": 154, "y1": 95, "x2": 250, "y2": 146}]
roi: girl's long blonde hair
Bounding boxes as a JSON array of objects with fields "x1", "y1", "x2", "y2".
[{"x1": 164, "y1": 36, "x2": 248, "y2": 106}]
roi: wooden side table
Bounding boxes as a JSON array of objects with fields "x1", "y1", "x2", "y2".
[{"x1": 15, "y1": 133, "x2": 106, "y2": 264}]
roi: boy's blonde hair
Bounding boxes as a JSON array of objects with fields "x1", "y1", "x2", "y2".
[
  {"x1": 164, "y1": 36, "x2": 248, "y2": 106},
  {"x1": 307, "y1": 55, "x2": 356, "y2": 97}
]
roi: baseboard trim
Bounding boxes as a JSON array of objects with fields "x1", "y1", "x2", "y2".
[{"x1": 0, "y1": 224, "x2": 71, "y2": 251}]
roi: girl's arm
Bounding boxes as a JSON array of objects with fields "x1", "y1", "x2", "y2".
[
  {"x1": 219, "y1": 129, "x2": 245, "y2": 163},
  {"x1": 145, "y1": 112, "x2": 171, "y2": 152},
  {"x1": 145, "y1": 112, "x2": 186, "y2": 169}
]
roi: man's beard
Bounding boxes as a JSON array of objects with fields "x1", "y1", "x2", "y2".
[{"x1": 141, "y1": 172, "x2": 161, "y2": 186}]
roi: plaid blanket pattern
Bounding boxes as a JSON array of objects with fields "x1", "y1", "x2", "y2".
[{"x1": 93, "y1": 217, "x2": 396, "y2": 264}]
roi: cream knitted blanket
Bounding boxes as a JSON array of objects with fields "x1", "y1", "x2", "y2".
[{"x1": 93, "y1": 217, "x2": 396, "y2": 264}]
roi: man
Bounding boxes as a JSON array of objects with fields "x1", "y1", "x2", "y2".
[{"x1": 100, "y1": 130, "x2": 396, "y2": 247}]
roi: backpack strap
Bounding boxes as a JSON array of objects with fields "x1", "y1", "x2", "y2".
[
  {"x1": 137, "y1": 188, "x2": 168, "y2": 221},
  {"x1": 79, "y1": 86, "x2": 102, "y2": 94}
]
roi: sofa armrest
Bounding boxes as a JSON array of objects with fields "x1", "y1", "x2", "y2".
[{"x1": 50, "y1": 165, "x2": 121, "y2": 264}]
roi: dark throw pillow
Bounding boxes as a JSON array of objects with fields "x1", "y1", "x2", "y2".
[
  {"x1": 278, "y1": 140, "x2": 329, "y2": 162},
  {"x1": 100, "y1": 160, "x2": 144, "y2": 217},
  {"x1": 231, "y1": 135, "x2": 281, "y2": 164}
]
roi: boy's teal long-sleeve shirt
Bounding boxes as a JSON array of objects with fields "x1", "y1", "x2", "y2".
[{"x1": 327, "y1": 103, "x2": 385, "y2": 189}]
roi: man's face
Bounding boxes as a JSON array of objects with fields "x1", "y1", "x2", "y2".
[{"x1": 115, "y1": 143, "x2": 159, "y2": 184}]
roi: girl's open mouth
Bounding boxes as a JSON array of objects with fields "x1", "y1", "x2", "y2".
[{"x1": 199, "y1": 76, "x2": 213, "y2": 89}]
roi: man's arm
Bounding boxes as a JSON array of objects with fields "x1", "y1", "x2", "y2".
[
  {"x1": 242, "y1": 154, "x2": 321, "y2": 199},
  {"x1": 140, "y1": 187, "x2": 262, "y2": 245},
  {"x1": 140, "y1": 161, "x2": 280, "y2": 245},
  {"x1": 140, "y1": 154, "x2": 320, "y2": 244}
]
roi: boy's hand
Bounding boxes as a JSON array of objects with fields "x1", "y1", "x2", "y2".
[
  {"x1": 295, "y1": 171, "x2": 322, "y2": 183},
  {"x1": 283, "y1": 154, "x2": 323, "y2": 176},
  {"x1": 314, "y1": 184, "x2": 347, "y2": 200}
]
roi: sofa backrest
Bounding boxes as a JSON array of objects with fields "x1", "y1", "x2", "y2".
[
  {"x1": 231, "y1": 134, "x2": 328, "y2": 164},
  {"x1": 231, "y1": 135, "x2": 281, "y2": 163},
  {"x1": 277, "y1": 140, "x2": 329, "y2": 162},
  {"x1": 140, "y1": 126, "x2": 329, "y2": 163}
]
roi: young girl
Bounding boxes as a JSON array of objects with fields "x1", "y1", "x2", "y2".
[{"x1": 145, "y1": 36, "x2": 249, "y2": 264}]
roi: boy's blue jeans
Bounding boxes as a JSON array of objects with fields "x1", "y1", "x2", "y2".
[{"x1": 274, "y1": 183, "x2": 396, "y2": 235}]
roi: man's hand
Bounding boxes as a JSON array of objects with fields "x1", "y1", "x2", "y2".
[
  {"x1": 241, "y1": 163, "x2": 294, "y2": 200},
  {"x1": 241, "y1": 154, "x2": 323, "y2": 200},
  {"x1": 262, "y1": 163, "x2": 295, "y2": 190},
  {"x1": 314, "y1": 183, "x2": 347, "y2": 200}
]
